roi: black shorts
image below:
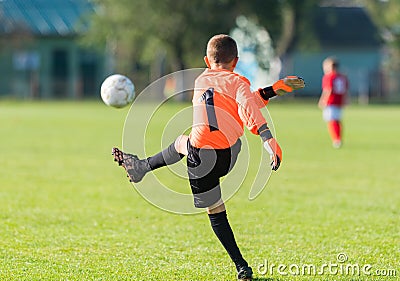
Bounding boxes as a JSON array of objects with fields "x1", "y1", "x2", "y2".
[{"x1": 186, "y1": 139, "x2": 241, "y2": 208}]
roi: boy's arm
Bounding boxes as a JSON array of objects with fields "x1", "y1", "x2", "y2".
[
  {"x1": 236, "y1": 84, "x2": 283, "y2": 171},
  {"x1": 254, "y1": 76, "x2": 305, "y2": 106},
  {"x1": 319, "y1": 74, "x2": 332, "y2": 108},
  {"x1": 318, "y1": 89, "x2": 330, "y2": 109}
]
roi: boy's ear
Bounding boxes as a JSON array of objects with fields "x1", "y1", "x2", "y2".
[
  {"x1": 204, "y1": 56, "x2": 211, "y2": 68},
  {"x1": 232, "y1": 57, "x2": 239, "y2": 69}
]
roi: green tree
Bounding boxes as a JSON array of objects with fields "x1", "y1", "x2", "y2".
[
  {"x1": 243, "y1": 0, "x2": 319, "y2": 55},
  {"x1": 362, "y1": 0, "x2": 400, "y2": 44},
  {"x1": 84, "y1": 0, "x2": 319, "y2": 87},
  {"x1": 361, "y1": 0, "x2": 400, "y2": 100}
]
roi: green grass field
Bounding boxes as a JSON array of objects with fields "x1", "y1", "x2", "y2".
[{"x1": 1, "y1": 101, "x2": 399, "y2": 280}]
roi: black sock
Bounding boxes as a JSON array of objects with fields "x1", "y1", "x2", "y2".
[
  {"x1": 147, "y1": 142, "x2": 184, "y2": 170},
  {"x1": 208, "y1": 211, "x2": 248, "y2": 271}
]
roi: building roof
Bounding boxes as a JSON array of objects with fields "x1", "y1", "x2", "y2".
[
  {"x1": 0, "y1": 0, "x2": 95, "y2": 36},
  {"x1": 313, "y1": 6, "x2": 382, "y2": 48}
]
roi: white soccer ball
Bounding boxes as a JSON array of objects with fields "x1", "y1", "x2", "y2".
[{"x1": 100, "y1": 74, "x2": 135, "y2": 108}]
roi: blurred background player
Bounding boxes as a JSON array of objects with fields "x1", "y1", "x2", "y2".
[{"x1": 318, "y1": 57, "x2": 349, "y2": 148}]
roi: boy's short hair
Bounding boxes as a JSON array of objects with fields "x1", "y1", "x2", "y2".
[
  {"x1": 206, "y1": 34, "x2": 238, "y2": 64},
  {"x1": 323, "y1": 57, "x2": 339, "y2": 69}
]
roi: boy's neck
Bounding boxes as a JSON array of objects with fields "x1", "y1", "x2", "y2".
[
  {"x1": 209, "y1": 64, "x2": 235, "y2": 72},
  {"x1": 205, "y1": 56, "x2": 238, "y2": 72}
]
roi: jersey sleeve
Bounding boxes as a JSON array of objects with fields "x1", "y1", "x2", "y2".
[
  {"x1": 236, "y1": 82, "x2": 267, "y2": 135},
  {"x1": 252, "y1": 89, "x2": 270, "y2": 108}
]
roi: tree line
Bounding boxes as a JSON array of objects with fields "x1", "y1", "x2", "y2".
[{"x1": 84, "y1": 0, "x2": 400, "y2": 89}]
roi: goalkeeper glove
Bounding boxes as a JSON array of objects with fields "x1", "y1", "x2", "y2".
[
  {"x1": 258, "y1": 76, "x2": 305, "y2": 101},
  {"x1": 273, "y1": 76, "x2": 305, "y2": 96},
  {"x1": 259, "y1": 125, "x2": 283, "y2": 171},
  {"x1": 264, "y1": 138, "x2": 282, "y2": 171}
]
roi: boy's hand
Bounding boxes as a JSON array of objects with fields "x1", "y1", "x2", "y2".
[
  {"x1": 263, "y1": 138, "x2": 282, "y2": 171},
  {"x1": 273, "y1": 76, "x2": 305, "y2": 96}
]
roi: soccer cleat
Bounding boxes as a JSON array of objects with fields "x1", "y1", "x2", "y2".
[
  {"x1": 112, "y1": 147, "x2": 151, "y2": 183},
  {"x1": 237, "y1": 266, "x2": 253, "y2": 280}
]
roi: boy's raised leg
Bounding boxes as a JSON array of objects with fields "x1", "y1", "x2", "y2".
[{"x1": 112, "y1": 136, "x2": 186, "y2": 183}]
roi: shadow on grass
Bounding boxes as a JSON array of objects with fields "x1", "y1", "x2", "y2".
[{"x1": 253, "y1": 278, "x2": 278, "y2": 281}]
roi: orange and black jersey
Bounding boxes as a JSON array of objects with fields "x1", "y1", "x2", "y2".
[{"x1": 189, "y1": 69, "x2": 269, "y2": 149}]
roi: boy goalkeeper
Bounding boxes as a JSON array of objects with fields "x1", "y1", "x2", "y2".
[{"x1": 112, "y1": 34, "x2": 304, "y2": 280}]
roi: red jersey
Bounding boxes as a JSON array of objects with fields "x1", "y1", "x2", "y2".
[
  {"x1": 322, "y1": 71, "x2": 348, "y2": 106},
  {"x1": 189, "y1": 69, "x2": 267, "y2": 149}
]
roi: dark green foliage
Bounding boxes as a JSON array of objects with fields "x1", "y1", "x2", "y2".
[{"x1": 84, "y1": 0, "x2": 319, "y2": 82}]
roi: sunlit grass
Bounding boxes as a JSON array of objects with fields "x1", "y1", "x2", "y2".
[{"x1": 0, "y1": 101, "x2": 399, "y2": 280}]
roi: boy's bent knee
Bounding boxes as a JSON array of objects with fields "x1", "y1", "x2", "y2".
[{"x1": 175, "y1": 135, "x2": 189, "y2": 155}]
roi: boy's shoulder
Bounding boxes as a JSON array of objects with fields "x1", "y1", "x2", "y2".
[
  {"x1": 233, "y1": 72, "x2": 251, "y2": 85},
  {"x1": 197, "y1": 69, "x2": 251, "y2": 86}
]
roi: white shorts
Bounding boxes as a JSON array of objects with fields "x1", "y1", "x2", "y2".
[{"x1": 323, "y1": 106, "x2": 342, "y2": 122}]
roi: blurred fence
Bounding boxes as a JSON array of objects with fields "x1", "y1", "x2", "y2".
[{"x1": 380, "y1": 70, "x2": 400, "y2": 103}]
